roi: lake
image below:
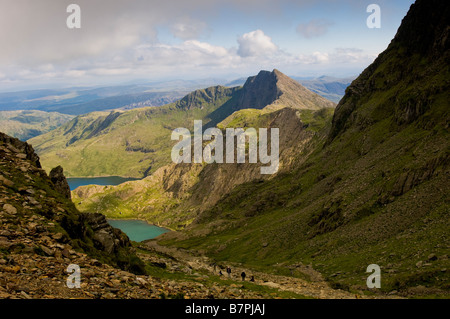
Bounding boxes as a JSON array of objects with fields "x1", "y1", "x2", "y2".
[
  {"x1": 67, "y1": 176, "x2": 139, "y2": 190},
  {"x1": 107, "y1": 219, "x2": 170, "y2": 242},
  {"x1": 66, "y1": 177, "x2": 167, "y2": 241}
]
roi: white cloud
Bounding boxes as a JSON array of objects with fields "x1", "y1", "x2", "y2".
[
  {"x1": 0, "y1": 0, "x2": 386, "y2": 90},
  {"x1": 133, "y1": 40, "x2": 237, "y2": 73},
  {"x1": 237, "y1": 30, "x2": 278, "y2": 57},
  {"x1": 0, "y1": 0, "x2": 378, "y2": 90},
  {"x1": 296, "y1": 19, "x2": 333, "y2": 38},
  {"x1": 0, "y1": 0, "x2": 213, "y2": 66},
  {"x1": 311, "y1": 51, "x2": 330, "y2": 63},
  {"x1": 0, "y1": 41, "x2": 377, "y2": 90},
  {"x1": 297, "y1": 48, "x2": 376, "y2": 65},
  {"x1": 170, "y1": 18, "x2": 208, "y2": 40},
  {"x1": 331, "y1": 48, "x2": 376, "y2": 63},
  {"x1": 65, "y1": 70, "x2": 87, "y2": 78}
]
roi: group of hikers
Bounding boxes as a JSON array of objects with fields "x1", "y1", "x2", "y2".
[{"x1": 213, "y1": 263, "x2": 254, "y2": 282}]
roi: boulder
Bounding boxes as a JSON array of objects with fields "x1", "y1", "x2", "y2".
[
  {"x1": 0, "y1": 175, "x2": 14, "y2": 187},
  {"x1": 3, "y1": 204, "x2": 17, "y2": 215}
]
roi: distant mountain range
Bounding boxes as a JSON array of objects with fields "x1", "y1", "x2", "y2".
[
  {"x1": 293, "y1": 76, "x2": 355, "y2": 103},
  {"x1": 0, "y1": 79, "x2": 218, "y2": 115},
  {"x1": 0, "y1": 76, "x2": 353, "y2": 115},
  {"x1": 69, "y1": 69, "x2": 336, "y2": 227}
]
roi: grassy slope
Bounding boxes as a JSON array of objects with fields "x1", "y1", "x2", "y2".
[
  {"x1": 0, "y1": 110, "x2": 74, "y2": 141},
  {"x1": 163, "y1": 117, "x2": 448, "y2": 294},
  {"x1": 71, "y1": 165, "x2": 199, "y2": 228},
  {"x1": 29, "y1": 87, "x2": 235, "y2": 177}
]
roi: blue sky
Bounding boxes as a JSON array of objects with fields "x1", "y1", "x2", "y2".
[{"x1": 0, "y1": 0, "x2": 415, "y2": 91}]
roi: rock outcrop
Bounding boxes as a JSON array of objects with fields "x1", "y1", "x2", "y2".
[
  {"x1": 0, "y1": 132, "x2": 41, "y2": 168},
  {"x1": 81, "y1": 212, "x2": 131, "y2": 255},
  {"x1": 49, "y1": 166, "x2": 71, "y2": 200},
  {"x1": 236, "y1": 70, "x2": 281, "y2": 109}
]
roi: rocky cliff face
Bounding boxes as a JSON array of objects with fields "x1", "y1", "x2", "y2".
[
  {"x1": 186, "y1": 107, "x2": 319, "y2": 215},
  {"x1": 236, "y1": 70, "x2": 281, "y2": 109}
]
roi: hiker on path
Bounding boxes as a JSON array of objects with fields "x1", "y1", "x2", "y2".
[
  {"x1": 241, "y1": 271, "x2": 246, "y2": 281},
  {"x1": 226, "y1": 267, "x2": 231, "y2": 278},
  {"x1": 250, "y1": 275, "x2": 255, "y2": 282}
]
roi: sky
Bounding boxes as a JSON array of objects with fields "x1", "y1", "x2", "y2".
[{"x1": 0, "y1": 0, "x2": 415, "y2": 91}]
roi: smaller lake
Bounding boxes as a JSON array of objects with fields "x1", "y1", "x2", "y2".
[
  {"x1": 67, "y1": 176, "x2": 139, "y2": 190},
  {"x1": 107, "y1": 219, "x2": 169, "y2": 242}
]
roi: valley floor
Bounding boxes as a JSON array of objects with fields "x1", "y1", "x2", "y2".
[{"x1": 141, "y1": 240, "x2": 402, "y2": 299}]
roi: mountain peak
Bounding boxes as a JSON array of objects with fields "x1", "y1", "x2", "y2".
[
  {"x1": 272, "y1": 68, "x2": 282, "y2": 73},
  {"x1": 238, "y1": 69, "x2": 335, "y2": 110},
  {"x1": 272, "y1": 68, "x2": 292, "y2": 78}
]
